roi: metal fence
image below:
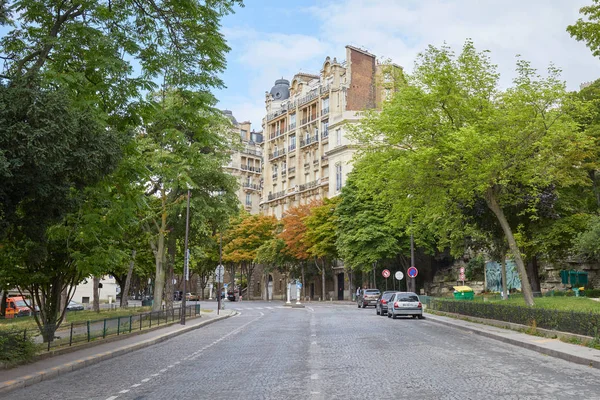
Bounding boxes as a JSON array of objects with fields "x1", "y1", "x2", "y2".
[
  {"x1": 429, "y1": 298, "x2": 600, "y2": 337},
  {"x1": 34, "y1": 304, "x2": 201, "y2": 351}
]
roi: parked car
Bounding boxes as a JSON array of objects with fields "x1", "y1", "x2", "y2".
[
  {"x1": 66, "y1": 300, "x2": 85, "y2": 311},
  {"x1": 186, "y1": 293, "x2": 199, "y2": 301},
  {"x1": 357, "y1": 289, "x2": 381, "y2": 308},
  {"x1": 387, "y1": 292, "x2": 424, "y2": 319},
  {"x1": 173, "y1": 291, "x2": 183, "y2": 301},
  {"x1": 376, "y1": 291, "x2": 397, "y2": 316},
  {"x1": 5, "y1": 296, "x2": 37, "y2": 317}
]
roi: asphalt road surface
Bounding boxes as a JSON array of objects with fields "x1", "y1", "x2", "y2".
[{"x1": 5, "y1": 301, "x2": 600, "y2": 400}]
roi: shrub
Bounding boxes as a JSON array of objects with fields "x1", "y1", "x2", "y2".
[
  {"x1": 429, "y1": 299, "x2": 600, "y2": 337},
  {"x1": 0, "y1": 330, "x2": 36, "y2": 367},
  {"x1": 584, "y1": 289, "x2": 600, "y2": 298},
  {"x1": 466, "y1": 255, "x2": 485, "y2": 281}
]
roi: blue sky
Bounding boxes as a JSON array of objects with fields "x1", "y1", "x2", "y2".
[{"x1": 216, "y1": 0, "x2": 600, "y2": 130}]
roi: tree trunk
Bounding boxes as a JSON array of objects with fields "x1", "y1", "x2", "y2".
[
  {"x1": 501, "y1": 258, "x2": 508, "y2": 301},
  {"x1": 527, "y1": 256, "x2": 541, "y2": 294},
  {"x1": 0, "y1": 291, "x2": 6, "y2": 316},
  {"x1": 485, "y1": 187, "x2": 534, "y2": 306},
  {"x1": 152, "y1": 204, "x2": 168, "y2": 312},
  {"x1": 92, "y1": 276, "x2": 100, "y2": 313},
  {"x1": 321, "y1": 260, "x2": 326, "y2": 301},
  {"x1": 121, "y1": 250, "x2": 136, "y2": 308},
  {"x1": 165, "y1": 236, "x2": 176, "y2": 310}
]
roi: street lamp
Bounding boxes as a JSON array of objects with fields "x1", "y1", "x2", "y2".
[{"x1": 180, "y1": 189, "x2": 191, "y2": 325}]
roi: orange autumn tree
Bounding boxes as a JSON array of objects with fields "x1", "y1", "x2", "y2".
[
  {"x1": 279, "y1": 200, "x2": 322, "y2": 298},
  {"x1": 223, "y1": 213, "x2": 277, "y2": 299}
]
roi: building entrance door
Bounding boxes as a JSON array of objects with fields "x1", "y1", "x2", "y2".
[{"x1": 337, "y1": 273, "x2": 344, "y2": 300}]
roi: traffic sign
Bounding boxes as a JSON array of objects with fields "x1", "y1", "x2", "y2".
[
  {"x1": 215, "y1": 264, "x2": 225, "y2": 283},
  {"x1": 382, "y1": 269, "x2": 390, "y2": 278},
  {"x1": 407, "y1": 267, "x2": 418, "y2": 278},
  {"x1": 395, "y1": 271, "x2": 404, "y2": 280},
  {"x1": 296, "y1": 282, "x2": 302, "y2": 289},
  {"x1": 459, "y1": 273, "x2": 466, "y2": 281},
  {"x1": 459, "y1": 267, "x2": 465, "y2": 274}
]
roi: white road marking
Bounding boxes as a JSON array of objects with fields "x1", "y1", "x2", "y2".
[
  {"x1": 141, "y1": 378, "x2": 150, "y2": 382},
  {"x1": 151, "y1": 373, "x2": 160, "y2": 377},
  {"x1": 119, "y1": 390, "x2": 130, "y2": 394},
  {"x1": 131, "y1": 384, "x2": 141, "y2": 388},
  {"x1": 311, "y1": 334, "x2": 316, "y2": 337},
  {"x1": 160, "y1": 369, "x2": 167, "y2": 372},
  {"x1": 106, "y1": 397, "x2": 119, "y2": 400},
  {"x1": 311, "y1": 341, "x2": 317, "y2": 345},
  {"x1": 311, "y1": 374, "x2": 319, "y2": 380}
]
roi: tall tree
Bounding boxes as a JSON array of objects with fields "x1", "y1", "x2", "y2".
[
  {"x1": 304, "y1": 197, "x2": 340, "y2": 301},
  {"x1": 357, "y1": 41, "x2": 593, "y2": 306}
]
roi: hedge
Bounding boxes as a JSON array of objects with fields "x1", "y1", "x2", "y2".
[
  {"x1": 0, "y1": 329, "x2": 36, "y2": 367},
  {"x1": 429, "y1": 299, "x2": 600, "y2": 337}
]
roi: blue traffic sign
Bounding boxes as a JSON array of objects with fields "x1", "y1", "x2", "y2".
[{"x1": 407, "y1": 266, "x2": 418, "y2": 278}]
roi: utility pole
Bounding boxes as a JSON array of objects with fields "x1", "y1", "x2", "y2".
[
  {"x1": 410, "y1": 214, "x2": 415, "y2": 293},
  {"x1": 218, "y1": 232, "x2": 222, "y2": 315},
  {"x1": 180, "y1": 190, "x2": 191, "y2": 325}
]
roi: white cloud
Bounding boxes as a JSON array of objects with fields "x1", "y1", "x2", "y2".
[
  {"x1": 220, "y1": 1, "x2": 600, "y2": 129},
  {"x1": 309, "y1": 0, "x2": 599, "y2": 89}
]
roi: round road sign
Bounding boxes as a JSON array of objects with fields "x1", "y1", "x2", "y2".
[
  {"x1": 382, "y1": 269, "x2": 390, "y2": 278},
  {"x1": 407, "y1": 266, "x2": 418, "y2": 278},
  {"x1": 395, "y1": 271, "x2": 404, "y2": 280}
]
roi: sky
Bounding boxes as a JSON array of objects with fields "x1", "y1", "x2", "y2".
[{"x1": 216, "y1": 0, "x2": 600, "y2": 130}]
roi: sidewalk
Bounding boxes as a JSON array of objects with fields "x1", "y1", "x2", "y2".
[
  {"x1": 425, "y1": 312, "x2": 600, "y2": 369},
  {"x1": 0, "y1": 309, "x2": 236, "y2": 395}
]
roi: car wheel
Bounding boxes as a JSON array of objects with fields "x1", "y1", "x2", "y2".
[
  {"x1": 376, "y1": 308, "x2": 380, "y2": 315},
  {"x1": 392, "y1": 312, "x2": 398, "y2": 319},
  {"x1": 357, "y1": 303, "x2": 360, "y2": 308},
  {"x1": 387, "y1": 311, "x2": 391, "y2": 318},
  {"x1": 362, "y1": 304, "x2": 366, "y2": 308},
  {"x1": 418, "y1": 315, "x2": 425, "y2": 319},
  {"x1": 412, "y1": 315, "x2": 417, "y2": 319}
]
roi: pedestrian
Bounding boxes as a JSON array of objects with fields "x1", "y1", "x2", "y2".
[{"x1": 356, "y1": 286, "x2": 361, "y2": 300}]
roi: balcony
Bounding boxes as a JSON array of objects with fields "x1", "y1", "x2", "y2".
[
  {"x1": 298, "y1": 89, "x2": 319, "y2": 106},
  {"x1": 304, "y1": 162, "x2": 310, "y2": 169},
  {"x1": 300, "y1": 113, "x2": 319, "y2": 127},
  {"x1": 288, "y1": 167, "x2": 296, "y2": 175},
  {"x1": 289, "y1": 122, "x2": 296, "y2": 130},
  {"x1": 266, "y1": 107, "x2": 288, "y2": 122},
  {"x1": 299, "y1": 179, "x2": 320, "y2": 192},
  {"x1": 268, "y1": 190, "x2": 286, "y2": 201},
  {"x1": 322, "y1": 129, "x2": 329, "y2": 139},
  {"x1": 269, "y1": 125, "x2": 287, "y2": 140},
  {"x1": 241, "y1": 148, "x2": 262, "y2": 157},
  {"x1": 241, "y1": 165, "x2": 262, "y2": 174},
  {"x1": 321, "y1": 155, "x2": 329, "y2": 165},
  {"x1": 242, "y1": 182, "x2": 261, "y2": 191},
  {"x1": 272, "y1": 172, "x2": 278, "y2": 179},
  {"x1": 300, "y1": 134, "x2": 319, "y2": 148},
  {"x1": 288, "y1": 143, "x2": 296, "y2": 152},
  {"x1": 320, "y1": 85, "x2": 330, "y2": 94},
  {"x1": 321, "y1": 107, "x2": 329, "y2": 116},
  {"x1": 268, "y1": 148, "x2": 286, "y2": 160},
  {"x1": 281, "y1": 169, "x2": 287, "y2": 177},
  {"x1": 313, "y1": 159, "x2": 319, "y2": 166}
]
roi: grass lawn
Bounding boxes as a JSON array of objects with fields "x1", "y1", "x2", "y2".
[
  {"x1": 0, "y1": 306, "x2": 153, "y2": 332},
  {"x1": 473, "y1": 295, "x2": 600, "y2": 313}
]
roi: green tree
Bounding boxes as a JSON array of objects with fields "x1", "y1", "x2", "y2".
[
  {"x1": 304, "y1": 197, "x2": 340, "y2": 301},
  {"x1": 358, "y1": 41, "x2": 593, "y2": 306}
]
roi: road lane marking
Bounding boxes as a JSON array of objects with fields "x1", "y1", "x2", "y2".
[
  {"x1": 141, "y1": 378, "x2": 150, "y2": 382},
  {"x1": 119, "y1": 390, "x2": 130, "y2": 393},
  {"x1": 106, "y1": 397, "x2": 119, "y2": 400},
  {"x1": 131, "y1": 384, "x2": 141, "y2": 388},
  {"x1": 311, "y1": 374, "x2": 319, "y2": 380}
]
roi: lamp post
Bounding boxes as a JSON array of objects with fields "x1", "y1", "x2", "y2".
[
  {"x1": 180, "y1": 189, "x2": 191, "y2": 325},
  {"x1": 410, "y1": 214, "x2": 415, "y2": 293}
]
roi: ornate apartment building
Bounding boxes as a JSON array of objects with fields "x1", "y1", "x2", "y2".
[
  {"x1": 222, "y1": 110, "x2": 263, "y2": 215},
  {"x1": 260, "y1": 45, "x2": 398, "y2": 218}
]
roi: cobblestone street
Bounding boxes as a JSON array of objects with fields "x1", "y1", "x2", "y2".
[{"x1": 5, "y1": 301, "x2": 600, "y2": 400}]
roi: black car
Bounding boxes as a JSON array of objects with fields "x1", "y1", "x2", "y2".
[
  {"x1": 376, "y1": 291, "x2": 397, "y2": 316},
  {"x1": 67, "y1": 300, "x2": 85, "y2": 311}
]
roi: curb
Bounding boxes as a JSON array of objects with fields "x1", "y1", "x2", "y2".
[
  {"x1": 0, "y1": 312, "x2": 236, "y2": 395},
  {"x1": 425, "y1": 313, "x2": 599, "y2": 370}
]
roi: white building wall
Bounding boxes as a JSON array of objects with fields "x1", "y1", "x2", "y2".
[{"x1": 72, "y1": 275, "x2": 119, "y2": 304}]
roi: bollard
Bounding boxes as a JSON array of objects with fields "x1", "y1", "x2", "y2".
[
  {"x1": 103, "y1": 319, "x2": 107, "y2": 338},
  {"x1": 87, "y1": 320, "x2": 91, "y2": 342},
  {"x1": 117, "y1": 317, "x2": 121, "y2": 335},
  {"x1": 69, "y1": 323, "x2": 73, "y2": 346}
]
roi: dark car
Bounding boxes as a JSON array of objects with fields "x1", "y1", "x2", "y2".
[
  {"x1": 357, "y1": 289, "x2": 381, "y2": 308},
  {"x1": 173, "y1": 291, "x2": 183, "y2": 301},
  {"x1": 376, "y1": 291, "x2": 397, "y2": 316},
  {"x1": 66, "y1": 300, "x2": 85, "y2": 311}
]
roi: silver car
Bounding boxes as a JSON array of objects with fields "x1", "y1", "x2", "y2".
[{"x1": 387, "y1": 292, "x2": 424, "y2": 319}]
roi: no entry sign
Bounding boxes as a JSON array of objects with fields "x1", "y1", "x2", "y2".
[{"x1": 382, "y1": 269, "x2": 390, "y2": 278}]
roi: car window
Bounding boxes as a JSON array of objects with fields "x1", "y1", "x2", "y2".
[
  {"x1": 365, "y1": 290, "x2": 380, "y2": 295},
  {"x1": 14, "y1": 300, "x2": 30, "y2": 307},
  {"x1": 398, "y1": 294, "x2": 419, "y2": 302},
  {"x1": 383, "y1": 293, "x2": 395, "y2": 300}
]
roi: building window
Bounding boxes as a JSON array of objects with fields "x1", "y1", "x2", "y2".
[
  {"x1": 290, "y1": 113, "x2": 296, "y2": 126},
  {"x1": 245, "y1": 194, "x2": 252, "y2": 206},
  {"x1": 336, "y1": 164, "x2": 342, "y2": 192},
  {"x1": 322, "y1": 97, "x2": 329, "y2": 109},
  {"x1": 336, "y1": 128, "x2": 342, "y2": 146},
  {"x1": 322, "y1": 121, "x2": 329, "y2": 138}
]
